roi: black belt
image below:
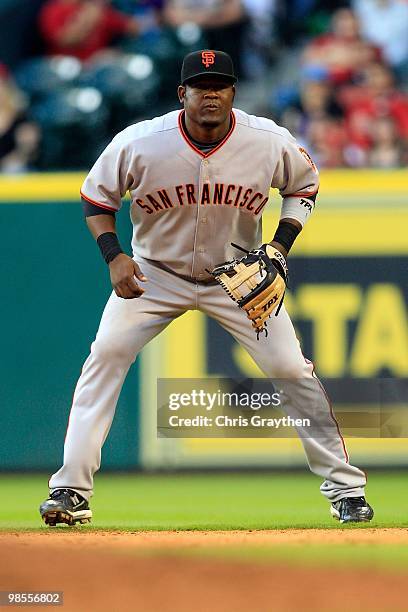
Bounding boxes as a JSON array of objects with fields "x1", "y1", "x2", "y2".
[
  {"x1": 182, "y1": 275, "x2": 218, "y2": 286},
  {"x1": 143, "y1": 258, "x2": 218, "y2": 286}
]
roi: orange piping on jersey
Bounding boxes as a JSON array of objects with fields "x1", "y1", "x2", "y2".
[
  {"x1": 80, "y1": 190, "x2": 118, "y2": 211},
  {"x1": 284, "y1": 189, "x2": 319, "y2": 198},
  {"x1": 178, "y1": 110, "x2": 236, "y2": 158}
]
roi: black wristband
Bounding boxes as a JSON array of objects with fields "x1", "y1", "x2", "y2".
[
  {"x1": 272, "y1": 221, "x2": 301, "y2": 254},
  {"x1": 96, "y1": 232, "x2": 123, "y2": 264}
]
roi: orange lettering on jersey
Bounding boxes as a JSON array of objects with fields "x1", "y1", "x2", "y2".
[
  {"x1": 157, "y1": 189, "x2": 173, "y2": 209},
  {"x1": 238, "y1": 188, "x2": 253, "y2": 207},
  {"x1": 233, "y1": 186, "x2": 243, "y2": 207},
  {"x1": 136, "y1": 198, "x2": 153, "y2": 214},
  {"x1": 246, "y1": 192, "x2": 262, "y2": 211},
  {"x1": 202, "y1": 50, "x2": 215, "y2": 68},
  {"x1": 138, "y1": 184, "x2": 267, "y2": 216},
  {"x1": 175, "y1": 185, "x2": 185, "y2": 206},
  {"x1": 213, "y1": 183, "x2": 224, "y2": 204},
  {"x1": 254, "y1": 196, "x2": 269, "y2": 215},
  {"x1": 201, "y1": 183, "x2": 211, "y2": 205},
  {"x1": 186, "y1": 184, "x2": 196, "y2": 204},
  {"x1": 146, "y1": 194, "x2": 163, "y2": 211},
  {"x1": 224, "y1": 184, "x2": 235, "y2": 205}
]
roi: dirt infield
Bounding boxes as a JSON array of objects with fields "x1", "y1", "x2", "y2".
[{"x1": 1, "y1": 530, "x2": 408, "y2": 612}]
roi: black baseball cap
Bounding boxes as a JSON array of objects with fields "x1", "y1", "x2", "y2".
[{"x1": 181, "y1": 50, "x2": 237, "y2": 85}]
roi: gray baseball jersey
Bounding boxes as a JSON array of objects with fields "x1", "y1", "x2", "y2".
[{"x1": 80, "y1": 108, "x2": 319, "y2": 280}]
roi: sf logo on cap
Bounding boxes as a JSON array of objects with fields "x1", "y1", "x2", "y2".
[{"x1": 202, "y1": 51, "x2": 215, "y2": 68}]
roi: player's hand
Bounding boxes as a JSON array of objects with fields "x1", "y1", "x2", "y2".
[{"x1": 109, "y1": 254, "x2": 147, "y2": 299}]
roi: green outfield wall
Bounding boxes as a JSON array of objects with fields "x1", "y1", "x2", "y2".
[
  {"x1": 1, "y1": 171, "x2": 407, "y2": 470},
  {"x1": 1, "y1": 183, "x2": 139, "y2": 470}
]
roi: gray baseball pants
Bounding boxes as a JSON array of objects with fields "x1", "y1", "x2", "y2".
[{"x1": 49, "y1": 257, "x2": 367, "y2": 501}]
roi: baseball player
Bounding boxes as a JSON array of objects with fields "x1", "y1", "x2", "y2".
[{"x1": 40, "y1": 50, "x2": 374, "y2": 526}]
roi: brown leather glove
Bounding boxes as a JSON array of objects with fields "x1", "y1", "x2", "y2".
[{"x1": 209, "y1": 244, "x2": 288, "y2": 339}]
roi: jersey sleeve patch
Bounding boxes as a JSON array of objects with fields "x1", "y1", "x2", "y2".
[{"x1": 298, "y1": 147, "x2": 318, "y2": 174}]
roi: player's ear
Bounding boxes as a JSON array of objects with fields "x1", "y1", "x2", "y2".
[
  {"x1": 232, "y1": 85, "x2": 236, "y2": 102},
  {"x1": 178, "y1": 85, "x2": 186, "y2": 104}
]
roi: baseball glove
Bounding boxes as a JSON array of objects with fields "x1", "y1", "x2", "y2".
[{"x1": 209, "y1": 243, "x2": 288, "y2": 339}]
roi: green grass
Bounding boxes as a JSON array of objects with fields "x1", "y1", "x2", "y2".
[
  {"x1": 0, "y1": 471, "x2": 407, "y2": 531},
  {"x1": 2, "y1": 472, "x2": 408, "y2": 571}
]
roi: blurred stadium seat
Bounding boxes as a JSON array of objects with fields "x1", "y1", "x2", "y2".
[
  {"x1": 120, "y1": 26, "x2": 207, "y2": 100},
  {"x1": 30, "y1": 86, "x2": 109, "y2": 168},
  {"x1": 14, "y1": 56, "x2": 82, "y2": 101},
  {"x1": 78, "y1": 53, "x2": 161, "y2": 131}
]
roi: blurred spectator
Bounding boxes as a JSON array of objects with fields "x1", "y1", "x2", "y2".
[
  {"x1": 112, "y1": 0, "x2": 164, "y2": 21},
  {"x1": 163, "y1": 0, "x2": 247, "y2": 75},
  {"x1": 302, "y1": 8, "x2": 381, "y2": 85},
  {"x1": 240, "y1": 0, "x2": 277, "y2": 78},
  {"x1": 297, "y1": 79, "x2": 343, "y2": 122},
  {"x1": 368, "y1": 116, "x2": 404, "y2": 167},
  {"x1": 340, "y1": 62, "x2": 408, "y2": 150},
  {"x1": 353, "y1": 0, "x2": 408, "y2": 81},
  {"x1": 0, "y1": 65, "x2": 41, "y2": 173},
  {"x1": 275, "y1": 0, "x2": 353, "y2": 46},
  {"x1": 304, "y1": 116, "x2": 346, "y2": 167},
  {"x1": 38, "y1": 0, "x2": 140, "y2": 61},
  {"x1": 111, "y1": 0, "x2": 164, "y2": 40},
  {"x1": 279, "y1": 79, "x2": 344, "y2": 142}
]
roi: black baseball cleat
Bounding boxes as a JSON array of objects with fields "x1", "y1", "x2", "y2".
[
  {"x1": 330, "y1": 496, "x2": 374, "y2": 524},
  {"x1": 39, "y1": 489, "x2": 92, "y2": 527}
]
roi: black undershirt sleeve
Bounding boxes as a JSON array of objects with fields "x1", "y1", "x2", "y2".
[{"x1": 82, "y1": 198, "x2": 116, "y2": 217}]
